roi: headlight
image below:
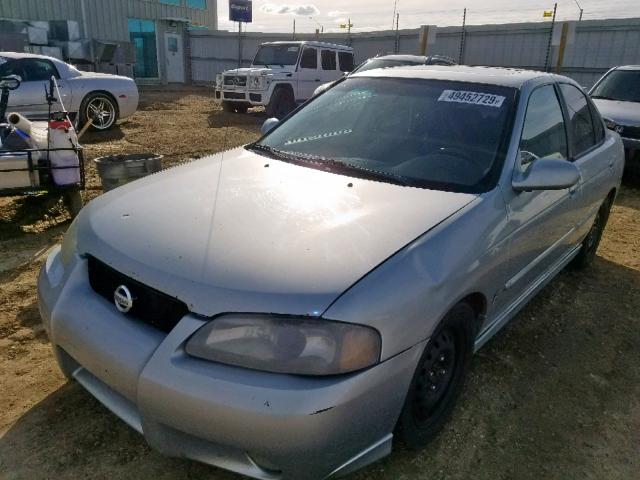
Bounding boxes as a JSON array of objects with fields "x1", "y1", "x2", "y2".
[
  {"x1": 60, "y1": 217, "x2": 79, "y2": 267},
  {"x1": 215, "y1": 74, "x2": 222, "y2": 88},
  {"x1": 603, "y1": 117, "x2": 617, "y2": 130},
  {"x1": 248, "y1": 75, "x2": 267, "y2": 90},
  {"x1": 185, "y1": 314, "x2": 381, "y2": 376}
]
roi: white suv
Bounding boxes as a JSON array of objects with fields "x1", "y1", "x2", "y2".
[{"x1": 214, "y1": 41, "x2": 354, "y2": 118}]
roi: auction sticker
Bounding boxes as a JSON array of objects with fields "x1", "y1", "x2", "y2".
[{"x1": 438, "y1": 90, "x2": 505, "y2": 107}]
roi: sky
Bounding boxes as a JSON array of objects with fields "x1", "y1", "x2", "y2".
[{"x1": 217, "y1": 0, "x2": 640, "y2": 33}]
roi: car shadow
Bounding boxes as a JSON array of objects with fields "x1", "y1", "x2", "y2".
[
  {"x1": 206, "y1": 109, "x2": 265, "y2": 130},
  {"x1": 1, "y1": 257, "x2": 639, "y2": 479},
  {"x1": 80, "y1": 125, "x2": 125, "y2": 144}
]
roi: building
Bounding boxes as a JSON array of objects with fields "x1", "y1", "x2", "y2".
[{"x1": 0, "y1": 0, "x2": 218, "y2": 83}]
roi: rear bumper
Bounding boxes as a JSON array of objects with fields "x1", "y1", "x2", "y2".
[
  {"x1": 622, "y1": 136, "x2": 640, "y2": 150},
  {"x1": 38, "y1": 250, "x2": 422, "y2": 480}
]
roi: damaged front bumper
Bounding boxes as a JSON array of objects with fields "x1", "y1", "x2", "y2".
[{"x1": 38, "y1": 249, "x2": 423, "y2": 480}]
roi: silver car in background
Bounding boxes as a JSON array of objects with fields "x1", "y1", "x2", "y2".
[
  {"x1": 590, "y1": 65, "x2": 640, "y2": 178},
  {"x1": 0, "y1": 52, "x2": 138, "y2": 130},
  {"x1": 38, "y1": 66, "x2": 624, "y2": 480},
  {"x1": 313, "y1": 53, "x2": 456, "y2": 96}
]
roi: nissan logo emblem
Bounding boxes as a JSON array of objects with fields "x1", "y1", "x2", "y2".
[{"x1": 114, "y1": 285, "x2": 134, "y2": 313}]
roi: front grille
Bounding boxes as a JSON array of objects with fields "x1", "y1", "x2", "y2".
[
  {"x1": 223, "y1": 75, "x2": 246, "y2": 86},
  {"x1": 620, "y1": 125, "x2": 640, "y2": 140},
  {"x1": 224, "y1": 92, "x2": 245, "y2": 100},
  {"x1": 88, "y1": 256, "x2": 188, "y2": 333}
]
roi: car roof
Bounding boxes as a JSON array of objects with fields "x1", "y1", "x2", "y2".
[
  {"x1": 0, "y1": 51, "x2": 59, "y2": 62},
  {"x1": 613, "y1": 65, "x2": 640, "y2": 71},
  {"x1": 370, "y1": 54, "x2": 429, "y2": 62},
  {"x1": 350, "y1": 65, "x2": 564, "y2": 88},
  {"x1": 261, "y1": 41, "x2": 352, "y2": 51}
]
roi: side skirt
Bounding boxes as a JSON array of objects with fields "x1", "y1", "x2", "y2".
[{"x1": 474, "y1": 243, "x2": 582, "y2": 352}]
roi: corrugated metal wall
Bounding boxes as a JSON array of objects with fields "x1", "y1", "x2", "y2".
[
  {"x1": 0, "y1": 0, "x2": 217, "y2": 42},
  {"x1": 191, "y1": 17, "x2": 640, "y2": 88}
]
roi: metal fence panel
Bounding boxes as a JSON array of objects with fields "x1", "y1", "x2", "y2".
[{"x1": 190, "y1": 17, "x2": 640, "y2": 87}]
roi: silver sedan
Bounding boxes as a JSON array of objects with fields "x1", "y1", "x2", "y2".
[
  {"x1": 38, "y1": 66, "x2": 624, "y2": 479},
  {"x1": 0, "y1": 52, "x2": 138, "y2": 130}
]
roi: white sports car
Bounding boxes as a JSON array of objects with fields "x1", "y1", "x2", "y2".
[{"x1": 0, "y1": 52, "x2": 138, "y2": 131}]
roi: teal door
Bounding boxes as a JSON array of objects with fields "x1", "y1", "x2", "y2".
[{"x1": 128, "y1": 19, "x2": 159, "y2": 79}]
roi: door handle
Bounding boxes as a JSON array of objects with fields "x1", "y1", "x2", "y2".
[{"x1": 314, "y1": 79, "x2": 321, "y2": 82}]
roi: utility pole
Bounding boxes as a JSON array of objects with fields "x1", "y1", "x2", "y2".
[
  {"x1": 309, "y1": 16, "x2": 324, "y2": 34},
  {"x1": 544, "y1": 3, "x2": 557, "y2": 72},
  {"x1": 237, "y1": 21, "x2": 242, "y2": 69},
  {"x1": 347, "y1": 17, "x2": 352, "y2": 46},
  {"x1": 555, "y1": 22, "x2": 570, "y2": 73},
  {"x1": 392, "y1": 0, "x2": 399, "y2": 30},
  {"x1": 293, "y1": 18, "x2": 296, "y2": 40},
  {"x1": 458, "y1": 8, "x2": 466, "y2": 64},
  {"x1": 394, "y1": 13, "x2": 400, "y2": 53}
]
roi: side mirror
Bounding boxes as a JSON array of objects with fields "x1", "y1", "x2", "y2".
[
  {"x1": 261, "y1": 117, "x2": 279, "y2": 135},
  {"x1": 512, "y1": 157, "x2": 580, "y2": 192},
  {"x1": 0, "y1": 75, "x2": 21, "y2": 91}
]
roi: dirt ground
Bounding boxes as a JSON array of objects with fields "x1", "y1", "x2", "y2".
[{"x1": 1, "y1": 88, "x2": 639, "y2": 480}]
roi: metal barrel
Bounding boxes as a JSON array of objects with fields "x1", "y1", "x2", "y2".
[{"x1": 94, "y1": 153, "x2": 163, "y2": 192}]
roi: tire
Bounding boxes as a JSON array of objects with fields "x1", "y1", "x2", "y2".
[
  {"x1": 222, "y1": 101, "x2": 249, "y2": 114},
  {"x1": 266, "y1": 87, "x2": 295, "y2": 119},
  {"x1": 79, "y1": 92, "x2": 118, "y2": 131},
  {"x1": 396, "y1": 302, "x2": 476, "y2": 449},
  {"x1": 63, "y1": 190, "x2": 83, "y2": 218},
  {"x1": 570, "y1": 197, "x2": 612, "y2": 269}
]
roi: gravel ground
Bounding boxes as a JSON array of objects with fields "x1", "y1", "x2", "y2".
[{"x1": 1, "y1": 87, "x2": 639, "y2": 480}]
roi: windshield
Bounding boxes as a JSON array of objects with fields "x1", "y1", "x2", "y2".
[
  {"x1": 591, "y1": 70, "x2": 640, "y2": 103},
  {"x1": 254, "y1": 77, "x2": 516, "y2": 193},
  {"x1": 253, "y1": 44, "x2": 300, "y2": 66},
  {"x1": 352, "y1": 58, "x2": 423, "y2": 74}
]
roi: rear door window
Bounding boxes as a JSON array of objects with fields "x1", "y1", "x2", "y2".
[
  {"x1": 559, "y1": 83, "x2": 597, "y2": 157},
  {"x1": 321, "y1": 50, "x2": 336, "y2": 70},
  {"x1": 300, "y1": 47, "x2": 317, "y2": 69}
]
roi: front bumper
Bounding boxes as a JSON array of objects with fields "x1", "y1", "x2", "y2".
[
  {"x1": 214, "y1": 87, "x2": 267, "y2": 106},
  {"x1": 38, "y1": 250, "x2": 423, "y2": 480}
]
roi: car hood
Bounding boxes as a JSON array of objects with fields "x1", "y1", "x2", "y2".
[
  {"x1": 77, "y1": 148, "x2": 476, "y2": 317},
  {"x1": 592, "y1": 98, "x2": 640, "y2": 126}
]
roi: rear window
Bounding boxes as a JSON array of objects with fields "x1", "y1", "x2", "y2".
[
  {"x1": 560, "y1": 83, "x2": 597, "y2": 157},
  {"x1": 256, "y1": 77, "x2": 516, "y2": 193},
  {"x1": 591, "y1": 69, "x2": 640, "y2": 103}
]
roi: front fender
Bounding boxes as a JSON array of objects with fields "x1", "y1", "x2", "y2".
[{"x1": 323, "y1": 189, "x2": 510, "y2": 360}]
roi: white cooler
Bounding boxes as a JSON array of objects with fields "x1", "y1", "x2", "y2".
[{"x1": 0, "y1": 152, "x2": 39, "y2": 189}]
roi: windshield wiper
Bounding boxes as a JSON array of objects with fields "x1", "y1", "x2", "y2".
[
  {"x1": 591, "y1": 95, "x2": 620, "y2": 101},
  {"x1": 246, "y1": 143, "x2": 294, "y2": 160},
  {"x1": 295, "y1": 154, "x2": 417, "y2": 187},
  {"x1": 247, "y1": 147, "x2": 417, "y2": 187}
]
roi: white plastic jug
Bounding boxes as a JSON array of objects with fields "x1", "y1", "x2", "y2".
[{"x1": 48, "y1": 119, "x2": 80, "y2": 186}]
